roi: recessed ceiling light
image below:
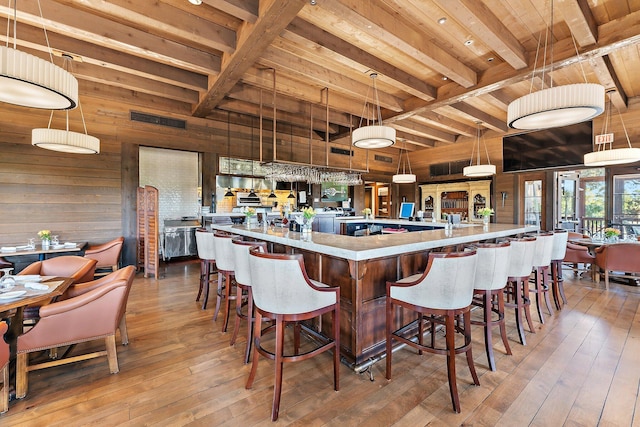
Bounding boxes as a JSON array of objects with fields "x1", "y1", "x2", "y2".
[
  {"x1": 442, "y1": 76, "x2": 448, "y2": 81},
  {"x1": 487, "y1": 57, "x2": 494, "y2": 62},
  {"x1": 464, "y1": 39, "x2": 473, "y2": 46},
  {"x1": 189, "y1": 0, "x2": 202, "y2": 5},
  {"x1": 310, "y1": 0, "x2": 317, "y2": 4},
  {"x1": 438, "y1": 17, "x2": 447, "y2": 24}
]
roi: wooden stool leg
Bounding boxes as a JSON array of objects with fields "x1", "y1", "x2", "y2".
[
  {"x1": 445, "y1": 313, "x2": 460, "y2": 413},
  {"x1": 221, "y1": 272, "x2": 232, "y2": 333},
  {"x1": 244, "y1": 288, "x2": 254, "y2": 364},
  {"x1": 213, "y1": 273, "x2": 223, "y2": 321},
  {"x1": 230, "y1": 284, "x2": 244, "y2": 346},
  {"x1": 497, "y1": 291, "x2": 512, "y2": 356},
  {"x1": 463, "y1": 310, "x2": 479, "y2": 386},
  {"x1": 482, "y1": 291, "x2": 497, "y2": 371},
  {"x1": 196, "y1": 259, "x2": 205, "y2": 302},
  {"x1": 272, "y1": 317, "x2": 285, "y2": 421}
]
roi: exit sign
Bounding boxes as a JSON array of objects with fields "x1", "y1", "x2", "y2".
[{"x1": 595, "y1": 133, "x2": 614, "y2": 145}]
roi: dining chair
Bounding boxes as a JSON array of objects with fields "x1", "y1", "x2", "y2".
[
  {"x1": 212, "y1": 232, "x2": 238, "y2": 332},
  {"x1": 504, "y1": 236, "x2": 537, "y2": 345},
  {"x1": 529, "y1": 232, "x2": 555, "y2": 324},
  {"x1": 195, "y1": 229, "x2": 216, "y2": 310},
  {"x1": 471, "y1": 242, "x2": 512, "y2": 371},
  {"x1": 247, "y1": 248, "x2": 340, "y2": 421},
  {"x1": 595, "y1": 243, "x2": 640, "y2": 290},
  {"x1": 60, "y1": 266, "x2": 136, "y2": 345},
  {"x1": 230, "y1": 239, "x2": 267, "y2": 364},
  {"x1": 0, "y1": 321, "x2": 9, "y2": 414},
  {"x1": 19, "y1": 255, "x2": 97, "y2": 284},
  {"x1": 386, "y1": 250, "x2": 479, "y2": 413},
  {"x1": 84, "y1": 237, "x2": 124, "y2": 277},
  {"x1": 15, "y1": 265, "x2": 135, "y2": 399}
]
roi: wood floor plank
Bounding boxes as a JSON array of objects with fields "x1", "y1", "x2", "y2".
[{"x1": 2, "y1": 261, "x2": 640, "y2": 425}]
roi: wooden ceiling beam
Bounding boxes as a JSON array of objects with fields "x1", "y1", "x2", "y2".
[
  {"x1": 412, "y1": 112, "x2": 476, "y2": 138},
  {"x1": 53, "y1": 0, "x2": 236, "y2": 54},
  {"x1": 556, "y1": 0, "x2": 598, "y2": 46},
  {"x1": 307, "y1": 0, "x2": 477, "y2": 88},
  {"x1": 434, "y1": 0, "x2": 527, "y2": 70},
  {"x1": 260, "y1": 47, "x2": 404, "y2": 112},
  {"x1": 1, "y1": 1, "x2": 220, "y2": 75},
  {"x1": 192, "y1": 0, "x2": 307, "y2": 117},
  {"x1": 285, "y1": 18, "x2": 436, "y2": 101},
  {"x1": 450, "y1": 102, "x2": 507, "y2": 133},
  {"x1": 392, "y1": 120, "x2": 457, "y2": 144},
  {"x1": 202, "y1": 0, "x2": 259, "y2": 23}
]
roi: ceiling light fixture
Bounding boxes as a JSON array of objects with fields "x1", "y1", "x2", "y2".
[
  {"x1": 392, "y1": 139, "x2": 416, "y2": 183},
  {"x1": 188, "y1": 0, "x2": 202, "y2": 5},
  {"x1": 438, "y1": 17, "x2": 447, "y2": 24},
  {"x1": 463, "y1": 121, "x2": 495, "y2": 177},
  {"x1": 507, "y1": 0, "x2": 604, "y2": 130},
  {"x1": 31, "y1": 54, "x2": 99, "y2": 154},
  {"x1": 0, "y1": 0, "x2": 78, "y2": 110},
  {"x1": 352, "y1": 72, "x2": 395, "y2": 149},
  {"x1": 584, "y1": 90, "x2": 640, "y2": 167},
  {"x1": 224, "y1": 111, "x2": 234, "y2": 197}
]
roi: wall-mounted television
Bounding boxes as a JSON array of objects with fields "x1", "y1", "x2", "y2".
[
  {"x1": 502, "y1": 121, "x2": 593, "y2": 172},
  {"x1": 399, "y1": 202, "x2": 415, "y2": 219}
]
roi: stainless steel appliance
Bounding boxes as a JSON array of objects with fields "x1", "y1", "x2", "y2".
[
  {"x1": 235, "y1": 192, "x2": 262, "y2": 207},
  {"x1": 163, "y1": 217, "x2": 200, "y2": 260}
]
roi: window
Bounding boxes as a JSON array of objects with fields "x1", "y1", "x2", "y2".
[
  {"x1": 613, "y1": 174, "x2": 640, "y2": 238},
  {"x1": 524, "y1": 180, "x2": 542, "y2": 227}
]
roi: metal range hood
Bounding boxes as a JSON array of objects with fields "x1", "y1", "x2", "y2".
[{"x1": 216, "y1": 176, "x2": 295, "y2": 191}]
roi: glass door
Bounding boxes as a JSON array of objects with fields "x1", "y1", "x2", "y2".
[{"x1": 556, "y1": 172, "x2": 579, "y2": 231}]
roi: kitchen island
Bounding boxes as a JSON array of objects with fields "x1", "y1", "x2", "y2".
[{"x1": 211, "y1": 222, "x2": 538, "y2": 369}]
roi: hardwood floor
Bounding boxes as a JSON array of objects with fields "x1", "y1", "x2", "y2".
[{"x1": 2, "y1": 261, "x2": 640, "y2": 426}]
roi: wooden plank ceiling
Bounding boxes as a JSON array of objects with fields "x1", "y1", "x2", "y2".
[{"x1": 3, "y1": 0, "x2": 640, "y2": 153}]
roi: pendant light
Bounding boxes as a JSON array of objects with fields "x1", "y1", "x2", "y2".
[
  {"x1": 584, "y1": 89, "x2": 640, "y2": 166},
  {"x1": 0, "y1": 0, "x2": 78, "y2": 110},
  {"x1": 31, "y1": 54, "x2": 99, "y2": 154},
  {"x1": 392, "y1": 139, "x2": 416, "y2": 183},
  {"x1": 352, "y1": 73, "x2": 395, "y2": 149},
  {"x1": 463, "y1": 122, "x2": 496, "y2": 177},
  {"x1": 224, "y1": 111, "x2": 234, "y2": 197},
  {"x1": 507, "y1": 0, "x2": 604, "y2": 130},
  {"x1": 247, "y1": 117, "x2": 257, "y2": 198}
]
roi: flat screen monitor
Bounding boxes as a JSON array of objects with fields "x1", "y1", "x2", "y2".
[
  {"x1": 399, "y1": 202, "x2": 415, "y2": 219},
  {"x1": 502, "y1": 121, "x2": 593, "y2": 172}
]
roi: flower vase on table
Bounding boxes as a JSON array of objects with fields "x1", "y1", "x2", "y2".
[
  {"x1": 603, "y1": 227, "x2": 620, "y2": 243},
  {"x1": 301, "y1": 207, "x2": 316, "y2": 234},
  {"x1": 41, "y1": 239, "x2": 51, "y2": 249},
  {"x1": 37, "y1": 229, "x2": 52, "y2": 249}
]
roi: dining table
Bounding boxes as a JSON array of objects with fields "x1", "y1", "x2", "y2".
[
  {"x1": 0, "y1": 242, "x2": 87, "y2": 262},
  {"x1": 0, "y1": 275, "x2": 74, "y2": 400}
]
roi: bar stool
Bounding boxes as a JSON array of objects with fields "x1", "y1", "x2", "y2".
[
  {"x1": 504, "y1": 236, "x2": 537, "y2": 345},
  {"x1": 247, "y1": 248, "x2": 340, "y2": 421},
  {"x1": 230, "y1": 239, "x2": 267, "y2": 363},
  {"x1": 212, "y1": 232, "x2": 238, "y2": 332},
  {"x1": 549, "y1": 229, "x2": 569, "y2": 309},
  {"x1": 195, "y1": 228, "x2": 216, "y2": 310},
  {"x1": 386, "y1": 250, "x2": 479, "y2": 413},
  {"x1": 529, "y1": 232, "x2": 555, "y2": 324},
  {"x1": 471, "y1": 242, "x2": 512, "y2": 372}
]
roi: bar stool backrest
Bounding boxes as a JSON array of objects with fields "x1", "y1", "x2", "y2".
[
  {"x1": 551, "y1": 229, "x2": 569, "y2": 261},
  {"x1": 390, "y1": 251, "x2": 478, "y2": 310},
  {"x1": 213, "y1": 233, "x2": 236, "y2": 272},
  {"x1": 248, "y1": 249, "x2": 337, "y2": 314},
  {"x1": 506, "y1": 236, "x2": 537, "y2": 278},
  {"x1": 473, "y1": 242, "x2": 511, "y2": 291},
  {"x1": 231, "y1": 240, "x2": 267, "y2": 286},
  {"x1": 530, "y1": 232, "x2": 555, "y2": 268},
  {"x1": 195, "y1": 229, "x2": 215, "y2": 261}
]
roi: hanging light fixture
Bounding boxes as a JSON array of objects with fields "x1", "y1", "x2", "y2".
[
  {"x1": 0, "y1": 0, "x2": 78, "y2": 110},
  {"x1": 31, "y1": 54, "x2": 99, "y2": 154},
  {"x1": 584, "y1": 89, "x2": 640, "y2": 167},
  {"x1": 463, "y1": 122, "x2": 496, "y2": 177},
  {"x1": 507, "y1": 0, "x2": 604, "y2": 130},
  {"x1": 392, "y1": 139, "x2": 416, "y2": 183},
  {"x1": 224, "y1": 112, "x2": 234, "y2": 197},
  {"x1": 352, "y1": 73, "x2": 395, "y2": 149}
]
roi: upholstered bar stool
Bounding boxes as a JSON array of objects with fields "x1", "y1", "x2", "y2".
[
  {"x1": 247, "y1": 248, "x2": 340, "y2": 421},
  {"x1": 504, "y1": 236, "x2": 537, "y2": 345},
  {"x1": 386, "y1": 250, "x2": 479, "y2": 413},
  {"x1": 195, "y1": 228, "x2": 216, "y2": 310},
  {"x1": 230, "y1": 239, "x2": 267, "y2": 363},
  {"x1": 471, "y1": 242, "x2": 512, "y2": 372},
  {"x1": 549, "y1": 229, "x2": 569, "y2": 309},
  {"x1": 529, "y1": 232, "x2": 555, "y2": 324},
  {"x1": 212, "y1": 232, "x2": 238, "y2": 332}
]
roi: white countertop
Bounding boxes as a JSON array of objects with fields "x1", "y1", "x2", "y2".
[{"x1": 211, "y1": 223, "x2": 538, "y2": 261}]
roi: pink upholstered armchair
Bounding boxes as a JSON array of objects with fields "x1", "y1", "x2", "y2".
[
  {"x1": 84, "y1": 237, "x2": 124, "y2": 277},
  {"x1": 15, "y1": 265, "x2": 136, "y2": 399},
  {"x1": 19, "y1": 255, "x2": 97, "y2": 284},
  {"x1": 595, "y1": 243, "x2": 640, "y2": 290}
]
